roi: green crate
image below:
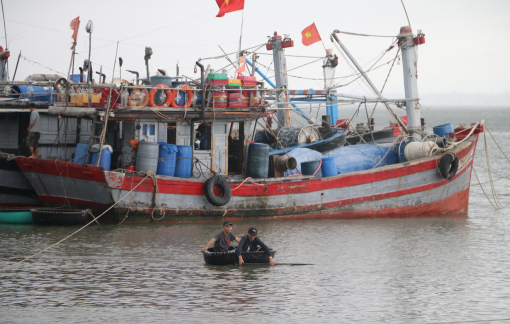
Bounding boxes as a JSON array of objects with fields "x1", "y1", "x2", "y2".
[{"x1": 206, "y1": 73, "x2": 228, "y2": 80}]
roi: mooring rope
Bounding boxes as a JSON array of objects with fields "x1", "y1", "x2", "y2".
[
  {"x1": 0, "y1": 172, "x2": 154, "y2": 273},
  {"x1": 483, "y1": 128, "x2": 503, "y2": 209}
]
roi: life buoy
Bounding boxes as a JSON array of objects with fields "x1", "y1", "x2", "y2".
[
  {"x1": 128, "y1": 86, "x2": 150, "y2": 107},
  {"x1": 171, "y1": 84, "x2": 194, "y2": 108},
  {"x1": 149, "y1": 84, "x2": 173, "y2": 108},
  {"x1": 204, "y1": 175, "x2": 232, "y2": 206},
  {"x1": 438, "y1": 153, "x2": 459, "y2": 180}
]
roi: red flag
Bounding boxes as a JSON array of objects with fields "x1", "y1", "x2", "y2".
[
  {"x1": 236, "y1": 63, "x2": 245, "y2": 74},
  {"x1": 70, "y1": 16, "x2": 80, "y2": 42},
  {"x1": 215, "y1": 0, "x2": 244, "y2": 17},
  {"x1": 301, "y1": 23, "x2": 321, "y2": 46}
]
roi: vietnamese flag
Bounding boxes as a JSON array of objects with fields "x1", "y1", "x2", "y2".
[
  {"x1": 216, "y1": 0, "x2": 244, "y2": 17},
  {"x1": 301, "y1": 23, "x2": 321, "y2": 46}
]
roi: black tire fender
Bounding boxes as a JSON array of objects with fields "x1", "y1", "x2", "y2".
[
  {"x1": 438, "y1": 153, "x2": 459, "y2": 180},
  {"x1": 204, "y1": 175, "x2": 232, "y2": 206}
]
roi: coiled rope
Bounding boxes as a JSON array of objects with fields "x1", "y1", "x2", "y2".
[{"x1": 404, "y1": 141, "x2": 438, "y2": 161}]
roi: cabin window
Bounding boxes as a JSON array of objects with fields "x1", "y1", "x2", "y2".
[
  {"x1": 139, "y1": 122, "x2": 157, "y2": 142},
  {"x1": 195, "y1": 123, "x2": 211, "y2": 150}
]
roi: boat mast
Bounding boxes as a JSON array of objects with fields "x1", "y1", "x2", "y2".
[
  {"x1": 269, "y1": 32, "x2": 289, "y2": 125},
  {"x1": 397, "y1": 26, "x2": 421, "y2": 134}
]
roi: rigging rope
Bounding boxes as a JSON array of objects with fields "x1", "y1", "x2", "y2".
[
  {"x1": 334, "y1": 30, "x2": 396, "y2": 38},
  {"x1": 369, "y1": 47, "x2": 402, "y2": 118}
]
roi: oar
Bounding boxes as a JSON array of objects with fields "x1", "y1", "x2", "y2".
[{"x1": 240, "y1": 263, "x2": 314, "y2": 266}]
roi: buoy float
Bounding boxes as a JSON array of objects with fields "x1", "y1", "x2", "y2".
[
  {"x1": 149, "y1": 84, "x2": 174, "y2": 108},
  {"x1": 171, "y1": 84, "x2": 194, "y2": 108},
  {"x1": 128, "y1": 86, "x2": 150, "y2": 107}
]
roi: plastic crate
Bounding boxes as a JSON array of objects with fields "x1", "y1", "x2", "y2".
[
  {"x1": 206, "y1": 79, "x2": 229, "y2": 87},
  {"x1": 206, "y1": 73, "x2": 228, "y2": 80},
  {"x1": 228, "y1": 101, "x2": 244, "y2": 108},
  {"x1": 227, "y1": 79, "x2": 242, "y2": 87},
  {"x1": 210, "y1": 91, "x2": 228, "y2": 108},
  {"x1": 237, "y1": 76, "x2": 257, "y2": 87},
  {"x1": 228, "y1": 92, "x2": 243, "y2": 101}
]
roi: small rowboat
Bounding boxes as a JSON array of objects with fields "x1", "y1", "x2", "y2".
[
  {"x1": 0, "y1": 208, "x2": 34, "y2": 224},
  {"x1": 31, "y1": 208, "x2": 92, "y2": 226},
  {"x1": 202, "y1": 248, "x2": 276, "y2": 265}
]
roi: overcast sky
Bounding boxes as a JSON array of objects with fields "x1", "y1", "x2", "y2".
[{"x1": 2, "y1": 0, "x2": 509, "y2": 101}]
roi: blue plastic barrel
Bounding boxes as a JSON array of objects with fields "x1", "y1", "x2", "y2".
[
  {"x1": 321, "y1": 157, "x2": 337, "y2": 177},
  {"x1": 397, "y1": 141, "x2": 410, "y2": 163},
  {"x1": 10, "y1": 86, "x2": 57, "y2": 102},
  {"x1": 246, "y1": 143, "x2": 269, "y2": 178},
  {"x1": 302, "y1": 160, "x2": 322, "y2": 178},
  {"x1": 433, "y1": 123, "x2": 454, "y2": 137},
  {"x1": 157, "y1": 142, "x2": 178, "y2": 176},
  {"x1": 90, "y1": 148, "x2": 111, "y2": 171},
  {"x1": 175, "y1": 145, "x2": 192, "y2": 178},
  {"x1": 69, "y1": 74, "x2": 86, "y2": 83},
  {"x1": 151, "y1": 76, "x2": 173, "y2": 87},
  {"x1": 73, "y1": 143, "x2": 89, "y2": 164},
  {"x1": 171, "y1": 82, "x2": 187, "y2": 106}
]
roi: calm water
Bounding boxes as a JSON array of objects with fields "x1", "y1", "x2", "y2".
[{"x1": 1, "y1": 107, "x2": 510, "y2": 323}]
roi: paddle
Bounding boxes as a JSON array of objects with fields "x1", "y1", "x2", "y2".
[{"x1": 240, "y1": 263, "x2": 314, "y2": 266}]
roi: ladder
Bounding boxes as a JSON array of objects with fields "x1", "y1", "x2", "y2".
[
  {"x1": 85, "y1": 86, "x2": 118, "y2": 165},
  {"x1": 85, "y1": 110, "x2": 107, "y2": 165}
]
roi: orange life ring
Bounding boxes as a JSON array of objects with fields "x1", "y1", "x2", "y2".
[
  {"x1": 171, "y1": 84, "x2": 194, "y2": 108},
  {"x1": 149, "y1": 84, "x2": 173, "y2": 108},
  {"x1": 128, "y1": 86, "x2": 150, "y2": 107}
]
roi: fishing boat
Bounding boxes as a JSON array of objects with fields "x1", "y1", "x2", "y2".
[
  {"x1": 202, "y1": 248, "x2": 276, "y2": 265},
  {"x1": 0, "y1": 71, "x2": 91, "y2": 208},
  {"x1": 9, "y1": 25, "x2": 484, "y2": 223}
]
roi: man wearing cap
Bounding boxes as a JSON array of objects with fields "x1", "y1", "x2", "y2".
[
  {"x1": 201, "y1": 220, "x2": 240, "y2": 252},
  {"x1": 236, "y1": 227, "x2": 275, "y2": 266}
]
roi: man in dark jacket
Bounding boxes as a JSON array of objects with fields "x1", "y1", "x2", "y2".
[{"x1": 236, "y1": 227, "x2": 275, "y2": 266}]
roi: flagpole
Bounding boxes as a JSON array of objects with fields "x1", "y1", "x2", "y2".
[
  {"x1": 315, "y1": 22, "x2": 327, "y2": 52},
  {"x1": 236, "y1": 8, "x2": 245, "y2": 76}
]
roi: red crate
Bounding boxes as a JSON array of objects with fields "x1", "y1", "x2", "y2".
[
  {"x1": 237, "y1": 76, "x2": 257, "y2": 87},
  {"x1": 210, "y1": 91, "x2": 228, "y2": 108},
  {"x1": 242, "y1": 90, "x2": 261, "y2": 106},
  {"x1": 206, "y1": 79, "x2": 228, "y2": 87},
  {"x1": 228, "y1": 92, "x2": 243, "y2": 101},
  {"x1": 229, "y1": 101, "x2": 244, "y2": 108}
]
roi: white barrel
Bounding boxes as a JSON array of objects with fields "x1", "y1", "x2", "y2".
[{"x1": 135, "y1": 142, "x2": 159, "y2": 174}]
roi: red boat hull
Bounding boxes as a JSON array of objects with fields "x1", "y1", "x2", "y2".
[{"x1": 16, "y1": 135, "x2": 479, "y2": 223}]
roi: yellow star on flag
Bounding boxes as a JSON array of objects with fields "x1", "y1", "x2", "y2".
[
  {"x1": 225, "y1": 0, "x2": 229, "y2": 5},
  {"x1": 305, "y1": 31, "x2": 312, "y2": 39}
]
